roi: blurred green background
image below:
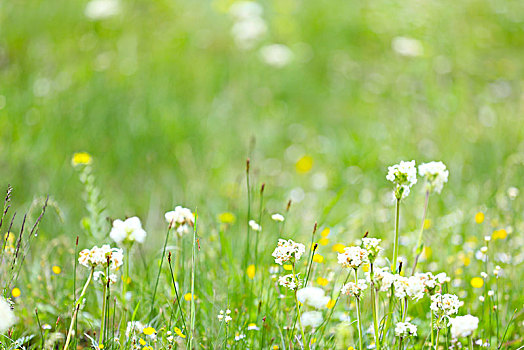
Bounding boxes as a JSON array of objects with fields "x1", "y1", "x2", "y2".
[{"x1": 2, "y1": 0, "x2": 524, "y2": 232}]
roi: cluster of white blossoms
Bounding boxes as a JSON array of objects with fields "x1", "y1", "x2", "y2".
[
  {"x1": 395, "y1": 321, "x2": 418, "y2": 337},
  {"x1": 418, "y1": 161, "x2": 449, "y2": 194},
  {"x1": 296, "y1": 287, "x2": 330, "y2": 309},
  {"x1": 278, "y1": 274, "x2": 301, "y2": 290},
  {"x1": 165, "y1": 206, "x2": 194, "y2": 236},
  {"x1": 300, "y1": 311, "x2": 323, "y2": 328},
  {"x1": 249, "y1": 220, "x2": 261, "y2": 231},
  {"x1": 229, "y1": 1, "x2": 267, "y2": 50},
  {"x1": 449, "y1": 314, "x2": 479, "y2": 339},
  {"x1": 415, "y1": 272, "x2": 450, "y2": 291},
  {"x1": 337, "y1": 246, "x2": 369, "y2": 269},
  {"x1": 386, "y1": 160, "x2": 418, "y2": 199},
  {"x1": 93, "y1": 271, "x2": 118, "y2": 285},
  {"x1": 340, "y1": 279, "x2": 368, "y2": 299},
  {"x1": 217, "y1": 309, "x2": 232, "y2": 323},
  {"x1": 271, "y1": 213, "x2": 285, "y2": 222},
  {"x1": 430, "y1": 293, "x2": 463, "y2": 317},
  {"x1": 110, "y1": 216, "x2": 147, "y2": 244},
  {"x1": 361, "y1": 237, "x2": 382, "y2": 262},
  {"x1": 393, "y1": 276, "x2": 426, "y2": 301},
  {"x1": 0, "y1": 297, "x2": 15, "y2": 333},
  {"x1": 78, "y1": 245, "x2": 124, "y2": 270},
  {"x1": 272, "y1": 239, "x2": 305, "y2": 265}
]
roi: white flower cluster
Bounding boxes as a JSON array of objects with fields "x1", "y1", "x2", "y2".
[
  {"x1": 449, "y1": 314, "x2": 479, "y2": 338},
  {"x1": 217, "y1": 309, "x2": 232, "y2": 323},
  {"x1": 94, "y1": 271, "x2": 118, "y2": 285},
  {"x1": 125, "y1": 321, "x2": 145, "y2": 339},
  {"x1": 271, "y1": 213, "x2": 285, "y2": 222},
  {"x1": 386, "y1": 160, "x2": 418, "y2": 199},
  {"x1": 300, "y1": 311, "x2": 323, "y2": 328},
  {"x1": 362, "y1": 237, "x2": 382, "y2": 261},
  {"x1": 278, "y1": 274, "x2": 301, "y2": 290},
  {"x1": 418, "y1": 161, "x2": 449, "y2": 194},
  {"x1": 0, "y1": 297, "x2": 15, "y2": 333},
  {"x1": 393, "y1": 275, "x2": 425, "y2": 301},
  {"x1": 337, "y1": 246, "x2": 369, "y2": 269},
  {"x1": 395, "y1": 321, "x2": 418, "y2": 337},
  {"x1": 340, "y1": 279, "x2": 368, "y2": 298},
  {"x1": 110, "y1": 216, "x2": 147, "y2": 244},
  {"x1": 430, "y1": 293, "x2": 463, "y2": 317},
  {"x1": 296, "y1": 287, "x2": 330, "y2": 309},
  {"x1": 414, "y1": 272, "x2": 449, "y2": 291},
  {"x1": 78, "y1": 245, "x2": 124, "y2": 270},
  {"x1": 165, "y1": 206, "x2": 194, "y2": 236},
  {"x1": 249, "y1": 220, "x2": 261, "y2": 231},
  {"x1": 229, "y1": 1, "x2": 267, "y2": 50},
  {"x1": 272, "y1": 239, "x2": 305, "y2": 265},
  {"x1": 368, "y1": 267, "x2": 396, "y2": 292}
]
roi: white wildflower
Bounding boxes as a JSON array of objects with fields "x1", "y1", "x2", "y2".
[
  {"x1": 125, "y1": 321, "x2": 145, "y2": 338},
  {"x1": 338, "y1": 246, "x2": 369, "y2": 269},
  {"x1": 271, "y1": 213, "x2": 285, "y2": 222},
  {"x1": 392, "y1": 37, "x2": 423, "y2": 57},
  {"x1": 394, "y1": 276, "x2": 425, "y2": 301},
  {"x1": 300, "y1": 311, "x2": 323, "y2": 328},
  {"x1": 430, "y1": 293, "x2": 463, "y2": 317},
  {"x1": 249, "y1": 220, "x2": 261, "y2": 231},
  {"x1": 110, "y1": 216, "x2": 147, "y2": 244},
  {"x1": 0, "y1": 298, "x2": 15, "y2": 332},
  {"x1": 259, "y1": 44, "x2": 293, "y2": 68},
  {"x1": 362, "y1": 238, "x2": 382, "y2": 262},
  {"x1": 386, "y1": 160, "x2": 417, "y2": 199},
  {"x1": 78, "y1": 245, "x2": 124, "y2": 270},
  {"x1": 165, "y1": 206, "x2": 194, "y2": 236},
  {"x1": 84, "y1": 0, "x2": 120, "y2": 20},
  {"x1": 450, "y1": 315, "x2": 479, "y2": 338},
  {"x1": 418, "y1": 161, "x2": 449, "y2": 194},
  {"x1": 278, "y1": 274, "x2": 300, "y2": 290},
  {"x1": 296, "y1": 287, "x2": 330, "y2": 309},
  {"x1": 395, "y1": 322, "x2": 417, "y2": 337},
  {"x1": 340, "y1": 279, "x2": 368, "y2": 298},
  {"x1": 272, "y1": 239, "x2": 305, "y2": 265}
]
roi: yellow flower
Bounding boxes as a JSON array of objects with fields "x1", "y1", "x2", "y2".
[
  {"x1": 332, "y1": 243, "x2": 345, "y2": 253},
  {"x1": 272, "y1": 346, "x2": 279, "y2": 350},
  {"x1": 52, "y1": 265, "x2": 61, "y2": 274},
  {"x1": 475, "y1": 212, "x2": 485, "y2": 224},
  {"x1": 11, "y1": 287, "x2": 21, "y2": 298},
  {"x1": 362, "y1": 264, "x2": 369, "y2": 272},
  {"x1": 492, "y1": 229, "x2": 507, "y2": 240},
  {"x1": 422, "y1": 246, "x2": 432, "y2": 259},
  {"x1": 174, "y1": 327, "x2": 186, "y2": 338},
  {"x1": 295, "y1": 155, "x2": 313, "y2": 174},
  {"x1": 319, "y1": 238, "x2": 329, "y2": 246},
  {"x1": 98, "y1": 345, "x2": 104, "y2": 349},
  {"x1": 184, "y1": 293, "x2": 195, "y2": 301},
  {"x1": 313, "y1": 254, "x2": 324, "y2": 263},
  {"x1": 143, "y1": 327, "x2": 156, "y2": 335},
  {"x1": 218, "y1": 212, "x2": 236, "y2": 224},
  {"x1": 320, "y1": 227, "x2": 330, "y2": 238},
  {"x1": 471, "y1": 277, "x2": 484, "y2": 288},
  {"x1": 139, "y1": 339, "x2": 146, "y2": 346},
  {"x1": 143, "y1": 347, "x2": 153, "y2": 350},
  {"x1": 326, "y1": 299, "x2": 336, "y2": 309},
  {"x1": 423, "y1": 219, "x2": 431, "y2": 229},
  {"x1": 247, "y1": 265, "x2": 256, "y2": 279},
  {"x1": 71, "y1": 152, "x2": 92, "y2": 166},
  {"x1": 283, "y1": 264, "x2": 293, "y2": 271},
  {"x1": 317, "y1": 277, "x2": 328, "y2": 286},
  {"x1": 348, "y1": 347, "x2": 355, "y2": 350}
]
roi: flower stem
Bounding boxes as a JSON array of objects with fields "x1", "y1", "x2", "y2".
[
  {"x1": 370, "y1": 264, "x2": 381, "y2": 350},
  {"x1": 430, "y1": 311, "x2": 435, "y2": 348},
  {"x1": 149, "y1": 225, "x2": 172, "y2": 318},
  {"x1": 398, "y1": 336, "x2": 403, "y2": 350},
  {"x1": 392, "y1": 198, "x2": 400, "y2": 273},
  {"x1": 64, "y1": 268, "x2": 94, "y2": 350},
  {"x1": 355, "y1": 270, "x2": 363, "y2": 350},
  {"x1": 292, "y1": 263, "x2": 308, "y2": 349},
  {"x1": 99, "y1": 282, "x2": 107, "y2": 345},
  {"x1": 412, "y1": 190, "x2": 429, "y2": 275}
]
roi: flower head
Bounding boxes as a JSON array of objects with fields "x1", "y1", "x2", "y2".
[
  {"x1": 361, "y1": 238, "x2": 382, "y2": 262},
  {"x1": 93, "y1": 271, "x2": 118, "y2": 285},
  {"x1": 450, "y1": 315, "x2": 479, "y2": 338},
  {"x1": 386, "y1": 160, "x2": 417, "y2": 199},
  {"x1": 337, "y1": 246, "x2": 369, "y2": 269},
  {"x1": 249, "y1": 220, "x2": 261, "y2": 231},
  {"x1": 271, "y1": 213, "x2": 285, "y2": 222},
  {"x1": 340, "y1": 279, "x2": 368, "y2": 299},
  {"x1": 78, "y1": 245, "x2": 124, "y2": 270},
  {"x1": 110, "y1": 216, "x2": 147, "y2": 244},
  {"x1": 165, "y1": 206, "x2": 194, "y2": 236},
  {"x1": 272, "y1": 239, "x2": 305, "y2": 265},
  {"x1": 296, "y1": 287, "x2": 330, "y2": 309},
  {"x1": 393, "y1": 275, "x2": 425, "y2": 301},
  {"x1": 300, "y1": 311, "x2": 323, "y2": 328},
  {"x1": 278, "y1": 274, "x2": 301, "y2": 290},
  {"x1": 0, "y1": 298, "x2": 15, "y2": 332},
  {"x1": 217, "y1": 309, "x2": 232, "y2": 323},
  {"x1": 430, "y1": 293, "x2": 463, "y2": 317},
  {"x1": 418, "y1": 161, "x2": 449, "y2": 194},
  {"x1": 395, "y1": 322, "x2": 417, "y2": 337}
]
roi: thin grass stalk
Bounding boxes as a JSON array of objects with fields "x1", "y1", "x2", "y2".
[
  {"x1": 64, "y1": 267, "x2": 94, "y2": 350},
  {"x1": 254, "y1": 183, "x2": 265, "y2": 274},
  {"x1": 292, "y1": 263, "x2": 307, "y2": 350},
  {"x1": 392, "y1": 198, "x2": 400, "y2": 273},
  {"x1": 244, "y1": 159, "x2": 252, "y2": 276},
  {"x1": 412, "y1": 190, "x2": 430, "y2": 275},
  {"x1": 149, "y1": 224, "x2": 172, "y2": 318},
  {"x1": 355, "y1": 270, "x2": 363, "y2": 350},
  {"x1": 168, "y1": 252, "x2": 187, "y2": 332},
  {"x1": 370, "y1": 264, "x2": 381, "y2": 350},
  {"x1": 35, "y1": 308, "x2": 44, "y2": 348},
  {"x1": 188, "y1": 210, "x2": 198, "y2": 349}
]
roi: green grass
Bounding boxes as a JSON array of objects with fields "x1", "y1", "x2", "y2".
[{"x1": 0, "y1": 0, "x2": 523, "y2": 348}]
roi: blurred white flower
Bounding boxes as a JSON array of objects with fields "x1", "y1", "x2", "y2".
[
  {"x1": 231, "y1": 18, "x2": 267, "y2": 50},
  {"x1": 392, "y1": 37, "x2": 423, "y2": 57},
  {"x1": 337, "y1": 246, "x2": 369, "y2": 269},
  {"x1": 418, "y1": 161, "x2": 449, "y2": 194},
  {"x1": 217, "y1": 309, "x2": 232, "y2": 323},
  {"x1": 94, "y1": 271, "x2": 118, "y2": 285},
  {"x1": 125, "y1": 321, "x2": 145, "y2": 339},
  {"x1": 165, "y1": 206, "x2": 194, "y2": 236},
  {"x1": 110, "y1": 216, "x2": 147, "y2": 244},
  {"x1": 386, "y1": 160, "x2": 417, "y2": 199},
  {"x1": 78, "y1": 245, "x2": 124, "y2": 270},
  {"x1": 272, "y1": 239, "x2": 305, "y2": 265},
  {"x1": 271, "y1": 213, "x2": 285, "y2": 222},
  {"x1": 278, "y1": 274, "x2": 300, "y2": 290},
  {"x1": 296, "y1": 287, "x2": 330, "y2": 309},
  {"x1": 85, "y1": 0, "x2": 120, "y2": 20},
  {"x1": 395, "y1": 321, "x2": 417, "y2": 337},
  {"x1": 301, "y1": 311, "x2": 323, "y2": 328},
  {"x1": 0, "y1": 298, "x2": 15, "y2": 332},
  {"x1": 249, "y1": 220, "x2": 261, "y2": 231},
  {"x1": 430, "y1": 293, "x2": 463, "y2": 317},
  {"x1": 229, "y1": 1, "x2": 263, "y2": 20},
  {"x1": 259, "y1": 44, "x2": 293, "y2": 68},
  {"x1": 394, "y1": 275, "x2": 425, "y2": 301},
  {"x1": 450, "y1": 315, "x2": 479, "y2": 338},
  {"x1": 341, "y1": 279, "x2": 368, "y2": 298}
]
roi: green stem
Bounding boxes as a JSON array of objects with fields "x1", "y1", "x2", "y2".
[
  {"x1": 398, "y1": 336, "x2": 403, "y2": 350},
  {"x1": 435, "y1": 328, "x2": 440, "y2": 349},
  {"x1": 412, "y1": 190, "x2": 429, "y2": 275},
  {"x1": 370, "y1": 264, "x2": 381, "y2": 350},
  {"x1": 149, "y1": 225, "x2": 172, "y2": 318},
  {"x1": 64, "y1": 268, "x2": 94, "y2": 350},
  {"x1": 99, "y1": 281, "x2": 107, "y2": 345},
  {"x1": 292, "y1": 263, "x2": 308, "y2": 349},
  {"x1": 430, "y1": 311, "x2": 435, "y2": 348},
  {"x1": 355, "y1": 270, "x2": 363, "y2": 350},
  {"x1": 188, "y1": 212, "x2": 198, "y2": 349},
  {"x1": 392, "y1": 198, "x2": 400, "y2": 273}
]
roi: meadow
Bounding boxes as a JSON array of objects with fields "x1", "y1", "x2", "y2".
[{"x1": 1, "y1": 0, "x2": 524, "y2": 348}]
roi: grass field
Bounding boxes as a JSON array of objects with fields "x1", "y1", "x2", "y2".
[{"x1": 1, "y1": 0, "x2": 524, "y2": 348}]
